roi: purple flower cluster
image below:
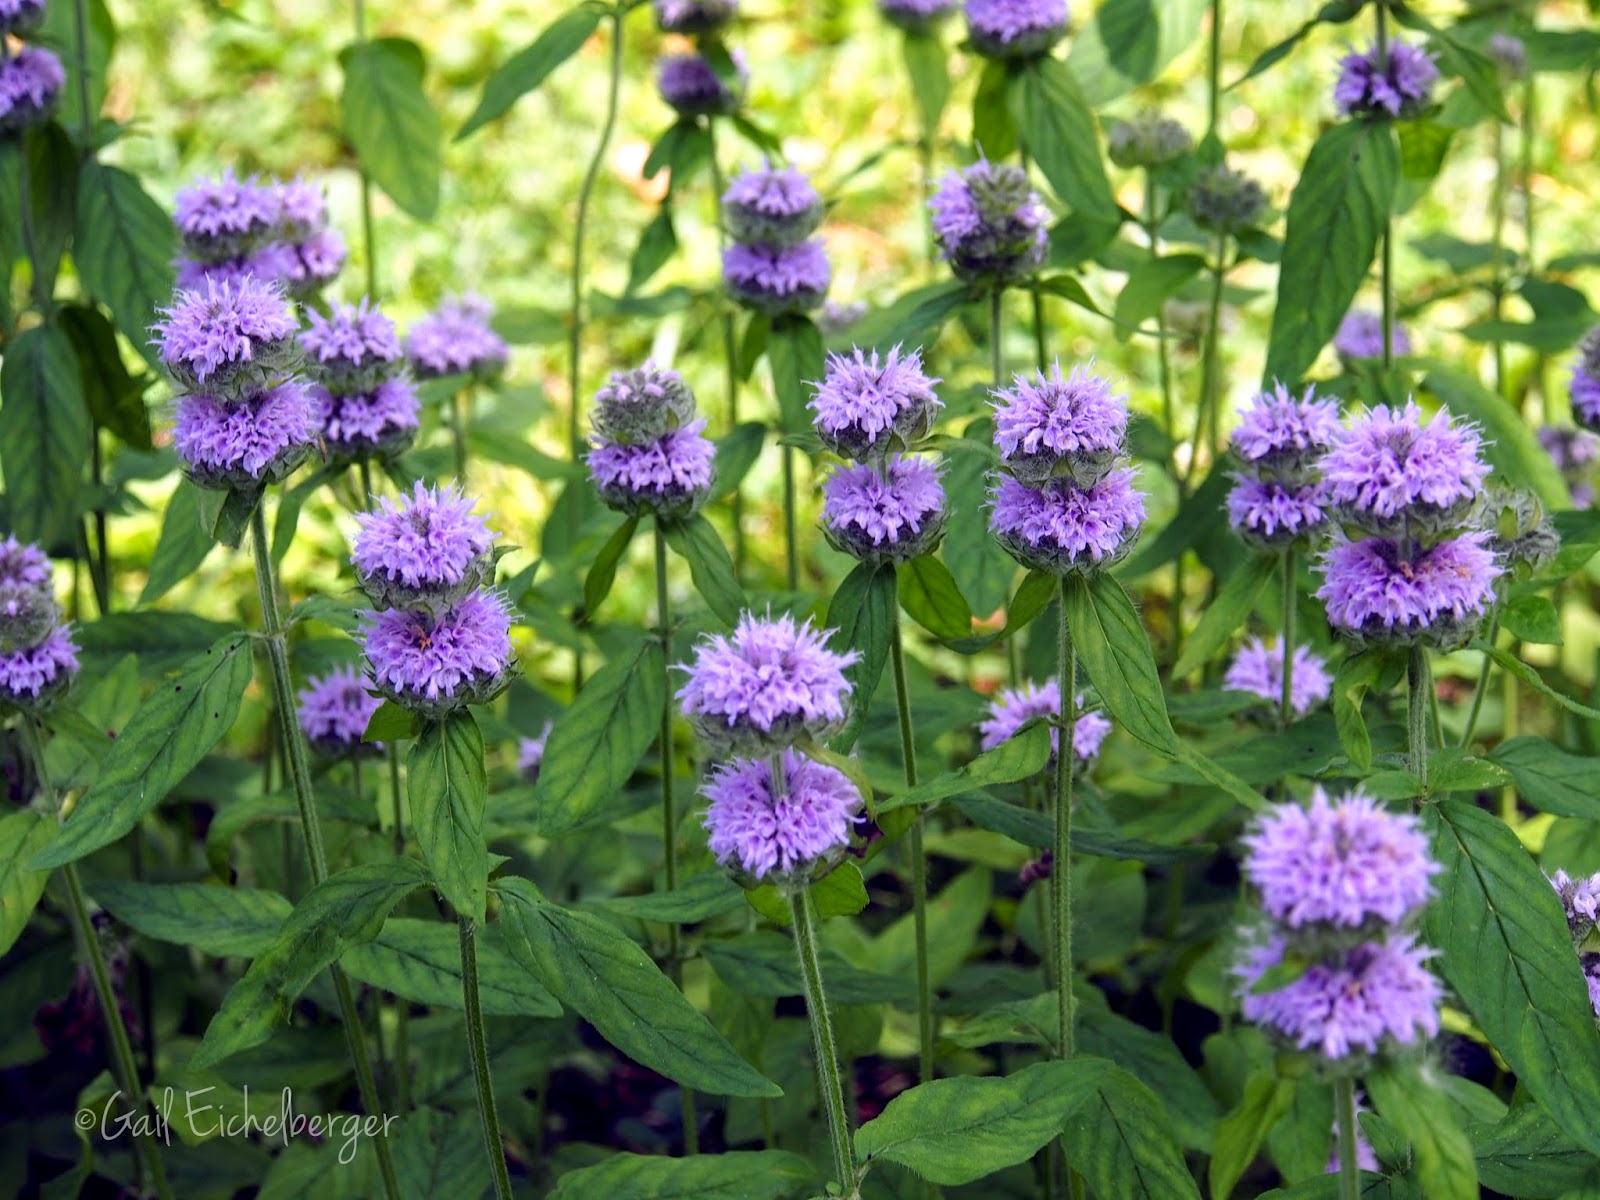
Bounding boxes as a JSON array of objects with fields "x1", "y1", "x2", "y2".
[
  {"x1": 654, "y1": 0, "x2": 736, "y2": 34},
  {"x1": 1224, "y1": 637, "x2": 1332, "y2": 718},
  {"x1": 0, "y1": 0, "x2": 47, "y2": 35},
  {"x1": 309, "y1": 378, "x2": 420, "y2": 462},
  {"x1": 1550, "y1": 869, "x2": 1600, "y2": 939},
  {"x1": 1334, "y1": 39, "x2": 1439, "y2": 120},
  {"x1": 405, "y1": 294, "x2": 508, "y2": 382},
  {"x1": 301, "y1": 300, "x2": 418, "y2": 460},
  {"x1": 593, "y1": 362, "x2": 699, "y2": 446},
  {"x1": 173, "y1": 173, "x2": 345, "y2": 298},
  {"x1": 1226, "y1": 381, "x2": 1333, "y2": 551},
  {"x1": 1539, "y1": 425, "x2": 1600, "y2": 508},
  {"x1": 353, "y1": 482, "x2": 496, "y2": 612},
  {"x1": 1321, "y1": 402, "x2": 1489, "y2": 536},
  {"x1": 173, "y1": 383, "x2": 316, "y2": 491},
  {"x1": 1316, "y1": 533, "x2": 1501, "y2": 650},
  {"x1": 297, "y1": 666, "x2": 383, "y2": 758},
  {"x1": 930, "y1": 159, "x2": 1048, "y2": 286},
  {"x1": 591, "y1": 422, "x2": 718, "y2": 519},
  {"x1": 155, "y1": 275, "x2": 302, "y2": 399},
  {"x1": 703, "y1": 750, "x2": 861, "y2": 882},
  {"x1": 0, "y1": 539, "x2": 76, "y2": 712},
  {"x1": 879, "y1": 0, "x2": 960, "y2": 34},
  {"x1": 993, "y1": 363, "x2": 1129, "y2": 486},
  {"x1": 658, "y1": 50, "x2": 747, "y2": 118},
  {"x1": 810, "y1": 345, "x2": 943, "y2": 461},
  {"x1": 1335, "y1": 308, "x2": 1412, "y2": 363},
  {"x1": 964, "y1": 0, "x2": 1069, "y2": 60},
  {"x1": 723, "y1": 164, "x2": 824, "y2": 246},
  {"x1": 978, "y1": 678, "x2": 1112, "y2": 769},
  {"x1": 0, "y1": 43, "x2": 63, "y2": 133},
  {"x1": 724, "y1": 230, "x2": 831, "y2": 318},
  {"x1": 1228, "y1": 477, "x2": 1328, "y2": 549},
  {"x1": 822, "y1": 456, "x2": 947, "y2": 564},
  {"x1": 0, "y1": 535, "x2": 52, "y2": 592},
  {"x1": 1571, "y1": 327, "x2": 1600, "y2": 434}
]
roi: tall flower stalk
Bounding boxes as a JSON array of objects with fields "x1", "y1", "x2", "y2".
[
  {"x1": 353, "y1": 0, "x2": 377, "y2": 299},
  {"x1": 790, "y1": 883, "x2": 857, "y2": 1190}
]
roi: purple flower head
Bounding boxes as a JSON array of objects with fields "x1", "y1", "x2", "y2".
[
  {"x1": 703, "y1": 750, "x2": 862, "y2": 884},
  {"x1": 1224, "y1": 637, "x2": 1333, "y2": 718},
  {"x1": 0, "y1": 45, "x2": 64, "y2": 133},
  {"x1": 173, "y1": 172, "x2": 281, "y2": 261},
  {"x1": 1237, "y1": 933, "x2": 1441, "y2": 1061},
  {"x1": 363, "y1": 589, "x2": 516, "y2": 719},
  {"x1": 1228, "y1": 476, "x2": 1327, "y2": 550},
  {"x1": 0, "y1": 624, "x2": 78, "y2": 711},
  {"x1": 1316, "y1": 533, "x2": 1502, "y2": 650},
  {"x1": 589, "y1": 422, "x2": 717, "y2": 520},
  {"x1": 155, "y1": 276, "x2": 302, "y2": 399},
  {"x1": 879, "y1": 0, "x2": 961, "y2": 34},
  {"x1": 990, "y1": 470, "x2": 1146, "y2": 576},
  {"x1": 1243, "y1": 787, "x2": 1438, "y2": 930},
  {"x1": 405, "y1": 295, "x2": 508, "y2": 383},
  {"x1": 977, "y1": 677, "x2": 1112, "y2": 767},
  {"x1": 810, "y1": 344, "x2": 943, "y2": 461},
  {"x1": 592, "y1": 361, "x2": 699, "y2": 447},
  {"x1": 1107, "y1": 111, "x2": 1193, "y2": 170},
  {"x1": 297, "y1": 666, "x2": 383, "y2": 758},
  {"x1": 1320, "y1": 402, "x2": 1490, "y2": 536},
  {"x1": 658, "y1": 50, "x2": 747, "y2": 118},
  {"x1": 518, "y1": 721, "x2": 553, "y2": 784},
  {"x1": 279, "y1": 228, "x2": 348, "y2": 297},
  {"x1": 0, "y1": 581, "x2": 61, "y2": 652},
  {"x1": 1571, "y1": 366, "x2": 1600, "y2": 434},
  {"x1": 723, "y1": 165, "x2": 824, "y2": 246},
  {"x1": 274, "y1": 177, "x2": 329, "y2": 241},
  {"x1": 964, "y1": 0, "x2": 1069, "y2": 60},
  {"x1": 822, "y1": 456, "x2": 947, "y2": 564},
  {"x1": 1487, "y1": 33, "x2": 1526, "y2": 80},
  {"x1": 1334, "y1": 309, "x2": 1412, "y2": 362},
  {"x1": 1549, "y1": 869, "x2": 1600, "y2": 940},
  {"x1": 173, "y1": 381, "x2": 315, "y2": 492},
  {"x1": 930, "y1": 159, "x2": 1049, "y2": 286},
  {"x1": 654, "y1": 0, "x2": 736, "y2": 34},
  {"x1": 1231, "y1": 382, "x2": 1342, "y2": 476},
  {"x1": 1189, "y1": 163, "x2": 1268, "y2": 234},
  {"x1": 0, "y1": 535, "x2": 52, "y2": 592},
  {"x1": 678, "y1": 612, "x2": 859, "y2": 756},
  {"x1": 1335, "y1": 38, "x2": 1440, "y2": 119},
  {"x1": 818, "y1": 298, "x2": 868, "y2": 337},
  {"x1": 352, "y1": 482, "x2": 496, "y2": 613},
  {"x1": 0, "y1": 0, "x2": 47, "y2": 36},
  {"x1": 723, "y1": 240, "x2": 831, "y2": 317},
  {"x1": 309, "y1": 376, "x2": 420, "y2": 461},
  {"x1": 301, "y1": 299, "x2": 403, "y2": 395},
  {"x1": 992, "y1": 362, "x2": 1129, "y2": 486}
]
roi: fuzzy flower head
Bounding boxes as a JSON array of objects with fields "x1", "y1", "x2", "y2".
[
  {"x1": 992, "y1": 362, "x2": 1129, "y2": 486},
  {"x1": 1320, "y1": 402, "x2": 1490, "y2": 536},
  {"x1": 723, "y1": 240, "x2": 831, "y2": 317},
  {"x1": 310, "y1": 377, "x2": 420, "y2": 462},
  {"x1": 723, "y1": 165, "x2": 825, "y2": 247},
  {"x1": 0, "y1": 535, "x2": 52, "y2": 592},
  {"x1": 0, "y1": 624, "x2": 78, "y2": 711},
  {"x1": 1316, "y1": 533, "x2": 1502, "y2": 650},
  {"x1": 297, "y1": 667, "x2": 383, "y2": 758},
  {"x1": 0, "y1": 581, "x2": 61, "y2": 652},
  {"x1": 1479, "y1": 487, "x2": 1559, "y2": 579},
  {"x1": 1549, "y1": 870, "x2": 1600, "y2": 941},
  {"x1": 173, "y1": 173, "x2": 282, "y2": 261},
  {"x1": 654, "y1": 0, "x2": 737, "y2": 34},
  {"x1": 1228, "y1": 476, "x2": 1328, "y2": 550},
  {"x1": 977, "y1": 678, "x2": 1112, "y2": 768},
  {"x1": 1107, "y1": 111, "x2": 1193, "y2": 170},
  {"x1": 518, "y1": 722, "x2": 553, "y2": 784},
  {"x1": 592, "y1": 362, "x2": 699, "y2": 447},
  {"x1": 278, "y1": 228, "x2": 347, "y2": 298},
  {"x1": 1335, "y1": 39, "x2": 1440, "y2": 119},
  {"x1": 1237, "y1": 934, "x2": 1441, "y2": 1062},
  {"x1": 155, "y1": 276, "x2": 302, "y2": 399},
  {"x1": 1231, "y1": 382, "x2": 1342, "y2": 477},
  {"x1": 273, "y1": 177, "x2": 329, "y2": 241},
  {"x1": 353, "y1": 482, "x2": 496, "y2": 613},
  {"x1": 0, "y1": 0, "x2": 46, "y2": 35},
  {"x1": 363, "y1": 590, "x2": 516, "y2": 719},
  {"x1": 405, "y1": 295, "x2": 508, "y2": 383},
  {"x1": 822, "y1": 456, "x2": 947, "y2": 564},
  {"x1": 1335, "y1": 309, "x2": 1412, "y2": 362},
  {"x1": 990, "y1": 470, "x2": 1146, "y2": 577},
  {"x1": 965, "y1": 0, "x2": 1069, "y2": 60},
  {"x1": 703, "y1": 750, "x2": 861, "y2": 886},
  {"x1": 658, "y1": 50, "x2": 746, "y2": 118},
  {"x1": 1486, "y1": 33, "x2": 1526, "y2": 81},
  {"x1": 1571, "y1": 334, "x2": 1600, "y2": 432},
  {"x1": 1224, "y1": 637, "x2": 1333, "y2": 718},
  {"x1": 301, "y1": 299, "x2": 404, "y2": 395},
  {"x1": 879, "y1": 0, "x2": 961, "y2": 33},
  {"x1": 810, "y1": 345, "x2": 943, "y2": 461},
  {"x1": 173, "y1": 382, "x2": 315, "y2": 492},
  {"x1": 0, "y1": 45, "x2": 64, "y2": 134},
  {"x1": 678, "y1": 612, "x2": 859, "y2": 757},
  {"x1": 930, "y1": 159, "x2": 1049, "y2": 286},
  {"x1": 818, "y1": 298, "x2": 868, "y2": 336},
  {"x1": 589, "y1": 423, "x2": 717, "y2": 520},
  {"x1": 1189, "y1": 163, "x2": 1269, "y2": 234}
]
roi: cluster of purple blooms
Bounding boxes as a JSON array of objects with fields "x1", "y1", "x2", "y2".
[
  {"x1": 1569, "y1": 326, "x2": 1600, "y2": 435},
  {"x1": 404, "y1": 294, "x2": 508, "y2": 383},
  {"x1": 296, "y1": 665, "x2": 383, "y2": 758},
  {"x1": 1335, "y1": 308, "x2": 1412, "y2": 364},
  {"x1": 877, "y1": 0, "x2": 960, "y2": 35},
  {"x1": 155, "y1": 275, "x2": 317, "y2": 492},
  {"x1": 978, "y1": 678, "x2": 1111, "y2": 771},
  {"x1": 930, "y1": 158, "x2": 1048, "y2": 288},
  {"x1": 354, "y1": 484, "x2": 516, "y2": 718},
  {"x1": 1334, "y1": 38, "x2": 1440, "y2": 120},
  {"x1": 988, "y1": 361, "x2": 1146, "y2": 575},
  {"x1": 681, "y1": 613, "x2": 863, "y2": 887},
  {"x1": 1548, "y1": 870, "x2": 1600, "y2": 1017},
  {"x1": 655, "y1": 1, "x2": 745, "y2": 118},
  {"x1": 0, "y1": 0, "x2": 62, "y2": 135},
  {"x1": 1225, "y1": 637, "x2": 1332, "y2": 718},
  {"x1": 1539, "y1": 424, "x2": 1600, "y2": 508},
  {"x1": 172, "y1": 172, "x2": 346, "y2": 299},
  {"x1": 722, "y1": 164, "x2": 830, "y2": 318},
  {"x1": 812, "y1": 346, "x2": 947, "y2": 564},
  {"x1": 0, "y1": 537, "x2": 78, "y2": 712},
  {"x1": 301, "y1": 300, "x2": 420, "y2": 462},
  {"x1": 654, "y1": 0, "x2": 735, "y2": 35},
  {"x1": 964, "y1": 0, "x2": 1069, "y2": 60},
  {"x1": 587, "y1": 361, "x2": 717, "y2": 520},
  {"x1": 1236, "y1": 788, "x2": 1443, "y2": 1065},
  {"x1": 1227, "y1": 382, "x2": 1339, "y2": 552}
]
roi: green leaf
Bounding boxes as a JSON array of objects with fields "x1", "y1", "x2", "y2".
[
  {"x1": 392, "y1": 1108, "x2": 491, "y2": 1200},
  {"x1": 457, "y1": 6, "x2": 600, "y2": 139},
  {"x1": 901, "y1": 30, "x2": 950, "y2": 133},
  {"x1": 767, "y1": 314, "x2": 824, "y2": 436},
  {"x1": 1114, "y1": 253, "x2": 1207, "y2": 336},
  {"x1": 878, "y1": 722, "x2": 1051, "y2": 814},
  {"x1": 341, "y1": 38, "x2": 441, "y2": 220},
  {"x1": 627, "y1": 204, "x2": 678, "y2": 295},
  {"x1": 1009, "y1": 58, "x2": 1118, "y2": 219},
  {"x1": 1366, "y1": 1063, "x2": 1479, "y2": 1200},
  {"x1": 191, "y1": 859, "x2": 432, "y2": 1068},
  {"x1": 24, "y1": 123, "x2": 78, "y2": 301},
  {"x1": 1077, "y1": 1007, "x2": 1220, "y2": 1152},
  {"x1": 341, "y1": 918, "x2": 560, "y2": 1016},
  {"x1": 32, "y1": 635, "x2": 254, "y2": 870},
  {"x1": 0, "y1": 810, "x2": 55, "y2": 956},
  {"x1": 941, "y1": 418, "x2": 1013, "y2": 618},
  {"x1": 702, "y1": 930, "x2": 914, "y2": 1004},
  {"x1": 1210, "y1": 1070, "x2": 1297, "y2": 1200},
  {"x1": 1471, "y1": 1100, "x2": 1600, "y2": 1198},
  {"x1": 1420, "y1": 369, "x2": 1569, "y2": 513},
  {"x1": 899, "y1": 554, "x2": 973, "y2": 641},
  {"x1": 0, "y1": 322, "x2": 89, "y2": 544},
  {"x1": 1490, "y1": 738, "x2": 1600, "y2": 820},
  {"x1": 663, "y1": 513, "x2": 745, "y2": 627},
  {"x1": 855, "y1": 1059, "x2": 1113, "y2": 1185},
  {"x1": 1065, "y1": 0, "x2": 1207, "y2": 106},
  {"x1": 953, "y1": 794, "x2": 1213, "y2": 864},
  {"x1": 712, "y1": 422, "x2": 766, "y2": 501},
  {"x1": 583, "y1": 514, "x2": 639, "y2": 619},
  {"x1": 846, "y1": 280, "x2": 976, "y2": 352},
  {"x1": 141, "y1": 481, "x2": 216, "y2": 605},
  {"x1": 1172, "y1": 553, "x2": 1277, "y2": 680},
  {"x1": 1500, "y1": 594, "x2": 1562, "y2": 646},
  {"x1": 547, "y1": 1151, "x2": 814, "y2": 1200},
  {"x1": 73, "y1": 162, "x2": 176, "y2": 369},
  {"x1": 1264, "y1": 121, "x2": 1399, "y2": 386},
  {"x1": 195, "y1": 484, "x2": 262, "y2": 550},
  {"x1": 90, "y1": 882, "x2": 290, "y2": 957},
  {"x1": 746, "y1": 861, "x2": 869, "y2": 928},
  {"x1": 1118, "y1": 465, "x2": 1231, "y2": 579},
  {"x1": 494, "y1": 877, "x2": 779, "y2": 1097},
  {"x1": 825, "y1": 561, "x2": 897, "y2": 751},
  {"x1": 365, "y1": 701, "x2": 416, "y2": 743},
  {"x1": 59, "y1": 303, "x2": 151, "y2": 450},
  {"x1": 1063, "y1": 573, "x2": 1178, "y2": 754},
  {"x1": 534, "y1": 637, "x2": 666, "y2": 836},
  {"x1": 972, "y1": 59, "x2": 1018, "y2": 161},
  {"x1": 1231, "y1": 0, "x2": 1365, "y2": 89},
  {"x1": 1333, "y1": 650, "x2": 1384, "y2": 773},
  {"x1": 408, "y1": 712, "x2": 490, "y2": 923},
  {"x1": 600, "y1": 870, "x2": 746, "y2": 924},
  {"x1": 1479, "y1": 645, "x2": 1600, "y2": 721},
  {"x1": 1060, "y1": 1067, "x2": 1203, "y2": 1200},
  {"x1": 1422, "y1": 799, "x2": 1600, "y2": 1155}
]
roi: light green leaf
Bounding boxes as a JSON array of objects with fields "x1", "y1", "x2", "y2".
[
  {"x1": 1500, "y1": 594, "x2": 1563, "y2": 646},
  {"x1": 408, "y1": 712, "x2": 490, "y2": 923},
  {"x1": 341, "y1": 38, "x2": 441, "y2": 220},
  {"x1": 878, "y1": 722, "x2": 1051, "y2": 814},
  {"x1": 341, "y1": 918, "x2": 560, "y2": 1016},
  {"x1": 457, "y1": 6, "x2": 600, "y2": 139},
  {"x1": 1210, "y1": 1070, "x2": 1297, "y2": 1200},
  {"x1": 1480, "y1": 645, "x2": 1600, "y2": 721},
  {"x1": 1366, "y1": 1063, "x2": 1479, "y2": 1200},
  {"x1": 825, "y1": 561, "x2": 897, "y2": 751},
  {"x1": 899, "y1": 554, "x2": 973, "y2": 641},
  {"x1": 1063, "y1": 573, "x2": 1179, "y2": 754},
  {"x1": 1490, "y1": 737, "x2": 1600, "y2": 820},
  {"x1": 91, "y1": 882, "x2": 289, "y2": 957},
  {"x1": 548, "y1": 1151, "x2": 814, "y2": 1200},
  {"x1": 1060, "y1": 1067, "x2": 1203, "y2": 1199},
  {"x1": 901, "y1": 30, "x2": 950, "y2": 133},
  {"x1": 1066, "y1": 0, "x2": 1207, "y2": 106},
  {"x1": 73, "y1": 162, "x2": 175, "y2": 368},
  {"x1": 663, "y1": 513, "x2": 745, "y2": 627},
  {"x1": 1009, "y1": 57, "x2": 1118, "y2": 219},
  {"x1": 1172, "y1": 553, "x2": 1277, "y2": 680},
  {"x1": 1115, "y1": 253, "x2": 1207, "y2": 336}
]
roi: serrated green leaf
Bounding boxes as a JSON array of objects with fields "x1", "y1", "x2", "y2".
[
  {"x1": 59, "y1": 302, "x2": 151, "y2": 450},
  {"x1": 825, "y1": 561, "x2": 897, "y2": 751},
  {"x1": 1173, "y1": 552, "x2": 1277, "y2": 679},
  {"x1": 663, "y1": 512, "x2": 745, "y2": 627},
  {"x1": 746, "y1": 861, "x2": 869, "y2": 927},
  {"x1": 341, "y1": 918, "x2": 559, "y2": 1016},
  {"x1": 1063, "y1": 573, "x2": 1179, "y2": 754},
  {"x1": 457, "y1": 6, "x2": 601, "y2": 140},
  {"x1": 600, "y1": 870, "x2": 746, "y2": 924},
  {"x1": 141, "y1": 481, "x2": 215, "y2": 605},
  {"x1": 1061, "y1": 1066, "x2": 1202, "y2": 1199},
  {"x1": 1490, "y1": 737, "x2": 1600, "y2": 820},
  {"x1": 1366, "y1": 1063, "x2": 1478, "y2": 1200},
  {"x1": 767, "y1": 314, "x2": 824, "y2": 436},
  {"x1": 0, "y1": 811, "x2": 55, "y2": 956},
  {"x1": 74, "y1": 162, "x2": 175, "y2": 369},
  {"x1": 408, "y1": 712, "x2": 490, "y2": 923},
  {"x1": 878, "y1": 721, "x2": 1051, "y2": 814},
  {"x1": 341, "y1": 38, "x2": 441, "y2": 220},
  {"x1": 548, "y1": 1151, "x2": 814, "y2": 1200},
  {"x1": 899, "y1": 553, "x2": 973, "y2": 641},
  {"x1": 582, "y1": 514, "x2": 639, "y2": 619},
  {"x1": 1009, "y1": 57, "x2": 1117, "y2": 219},
  {"x1": 91, "y1": 882, "x2": 289, "y2": 957},
  {"x1": 0, "y1": 321, "x2": 89, "y2": 544}
]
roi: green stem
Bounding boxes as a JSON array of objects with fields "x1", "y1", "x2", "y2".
[
  {"x1": 250, "y1": 506, "x2": 402, "y2": 1200},
  {"x1": 354, "y1": 0, "x2": 378, "y2": 299},
  {"x1": 1280, "y1": 547, "x2": 1296, "y2": 729},
  {"x1": 789, "y1": 886, "x2": 856, "y2": 1192},
  {"x1": 890, "y1": 599, "x2": 932, "y2": 1084},
  {"x1": 782, "y1": 447, "x2": 799, "y2": 591},
  {"x1": 990, "y1": 287, "x2": 1005, "y2": 388},
  {"x1": 1207, "y1": 0, "x2": 1223, "y2": 138},
  {"x1": 1490, "y1": 113, "x2": 1507, "y2": 395},
  {"x1": 706, "y1": 118, "x2": 746, "y2": 580},
  {"x1": 1053, "y1": 588, "x2": 1076, "y2": 1058},
  {"x1": 460, "y1": 917, "x2": 514, "y2": 1199},
  {"x1": 1184, "y1": 236, "x2": 1228, "y2": 493},
  {"x1": 1334, "y1": 1075, "x2": 1361, "y2": 1200},
  {"x1": 1458, "y1": 611, "x2": 1497, "y2": 748},
  {"x1": 1407, "y1": 645, "x2": 1429, "y2": 787}
]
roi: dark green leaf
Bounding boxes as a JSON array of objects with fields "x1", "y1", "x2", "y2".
[
  {"x1": 1480, "y1": 645, "x2": 1600, "y2": 721},
  {"x1": 902, "y1": 30, "x2": 950, "y2": 133},
  {"x1": 1490, "y1": 738, "x2": 1600, "y2": 820},
  {"x1": 341, "y1": 918, "x2": 559, "y2": 1016},
  {"x1": 626, "y1": 204, "x2": 678, "y2": 295},
  {"x1": 702, "y1": 930, "x2": 915, "y2": 1004},
  {"x1": 0, "y1": 810, "x2": 55, "y2": 956},
  {"x1": 600, "y1": 870, "x2": 746, "y2": 924},
  {"x1": 1471, "y1": 1100, "x2": 1600, "y2": 1198},
  {"x1": 825, "y1": 561, "x2": 897, "y2": 751},
  {"x1": 845, "y1": 280, "x2": 975, "y2": 352},
  {"x1": 23, "y1": 122, "x2": 76, "y2": 300},
  {"x1": 341, "y1": 38, "x2": 441, "y2": 220},
  {"x1": 0, "y1": 322, "x2": 89, "y2": 544},
  {"x1": 582, "y1": 514, "x2": 639, "y2": 619},
  {"x1": 663, "y1": 513, "x2": 745, "y2": 627},
  {"x1": 1210, "y1": 1070, "x2": 1297, "y2": 1200},
  {"x1": 1118, "y1": 466, "x2": 1230, "y2": 579},
  {"x1": 712, "y1": 421, "x2": 765, "y2": 500},
  {"x1": 37, "y1": 0, "x2": 114, "y2": 134},
  {"x1": 899, "y1": 554, "x2": 973, "y2": 641},
  {"x1": 1114, "y1": 253, "x2": 1206, "y2": 335},
  {"x1": 1063, "y1": 573, "x2": 1178, "y2": 754},
  {"x1": 365, "y1": 701, "x2": 416, "y2": 743},
  {"x1": 408, "y1": 712, "x2": 490, "y2": 923},
  {"x1": 195, "y1": 484, "x2": 262, "y2": 550},
  {"x1": 878, "y1": 722, "x2": 1052, "y2": 814},
  {"x1": 1500, "y1": 594, "x2": 1562, "y2": 646},
  {"x1": 141, "y1": 481, "x2": 216, "y2": 605},
  {"x1": 767, "y1": 314, "x2": 824, "y2": 436},
  {"x1": 90, "y1": 882, "x2": 289, "y2": 957},
  {"x1": 74, "y1": 161, "x2": 175, "y2": 369},
  {"x1": 1333, "y1": 650, "x2": 1383, "y2": 773},
  {"x1": 745, "y1": 861, "x2": 869, "y2": 928},
  {"x1": 953, "y1": 794, "x2": 1213, "y2": 863},
  {"x1": 1172, "y1": 552, "x2": 1277, "y2": 679},
  {"x1": 1009, "y1": 58, "x2": 1117, "y2": 219},
  {"x1": 457, "y1": 6, "x2": 601, "y2": 139},
  {"x1": 1065, "y1": 0, "x2": 1207, "y2": 107},
  {"x1": 59, "y1": 303, "x2": 151, "y2": 450},
  {"x1": 972, "y1": 59, "x2": 1018, "y2": 161},
  {"x1": 547, "y1": 1151, "x2": 814, "y2": 1200},
  {"x1": 941, "y1": 418, "x2": 1013, "y2": 618},
  {"x1": 1366, "y1": 1063, "x2": 1479, "y2": 1200},
  {"x1": 1061, "y1": 1066, "x2": 1203, "y2": 1199}
]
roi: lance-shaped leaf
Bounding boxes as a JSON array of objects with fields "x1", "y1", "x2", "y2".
[
  {"x1": 74, "y1": 161, "x2": 175, "y2": 368},
  {"x1": 341, "y1": 37, "x2": 441, "y2": 220},
  {"x1": 664, "y1": 513, "x2": 745, "y2": 627},
  {"x1": 408, "y1": 711, "x2": 490, "y2": 923},
  {"x1": 0, "y1": 811, "x2": 56, "y2": 956},
  {"x1": 0, "y1": 322, "x2": 89, "y2": 544},
  {"x1": 457, "y1": 6, "x2": 601, "y2": 140},
  {"x1": 1060, "y1": 1067, "x2": 1203, "y2": 1199},
  {"x1": 341, "y1": 918, "x2": 560, "y2": 1017},
  {"x1": 548, "y1": 1151, "x2": 814, "y2": 1200},
  {"x1": 825, "y1": 561, "x2": 897, "y2": 751},
  {"x1": 91, "y1": 882, "x2": 290, "y2": 957}
]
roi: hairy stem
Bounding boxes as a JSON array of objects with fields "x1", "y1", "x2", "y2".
[
  {"x1": 1458, "y1": 611, "x2": 1497, "y2": 748},
  {"x1": 790, "y1": 887, "x2": 856, "y2": 1192},
  {"x1": 1053, "y1": 585, "x2": 1076, "y2": 1059},
  {"x1": 890, "y1": 599, "x2": 932, "y2": 1083},
  {"x1": 1334, "y1": 1075, "x2": 1361, "y2": 1200},
  {"x1": 460, "y1": 917, "x2": 514, "y2": 1199},
  {"x1": 451, "y1": 386, "x2": 470, "y2": 484},
  {"x1": 1407, "y1": 645, "x2": 1429, "y2": 787},
  {"x1": 990, "y1": 287, "x2": 1005, "y2": 388},
  {"x1": 1280, "y1": 547, "x2": 1296, "y2": 728}
]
